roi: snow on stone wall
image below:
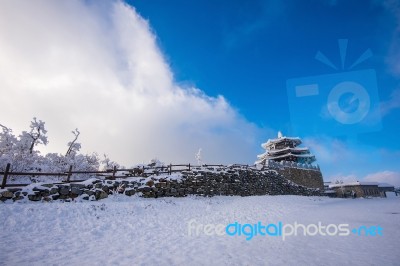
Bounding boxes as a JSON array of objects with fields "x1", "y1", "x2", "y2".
[{"x1": 0, "y1": 166, "x2": 321, "y2": 202}]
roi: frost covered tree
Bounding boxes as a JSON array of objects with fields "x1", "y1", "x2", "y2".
[
  {"x1": 0, "y1": 118, "x2": 102, "y2": 182},
  {"x1": 20, "y1": 117, "x2": 48, "y2": 154},
  {"x1": 195, "y1": 148, "x2": 203, "y2": 165},
  {"x1": 148, "y1": 158, "x2": 165, "y2": 167},
  {"x1": 0, "y1": 124, "x2": 16, "y2": 155},
  {"x1": 14, "y1": 118, "x2": 48, "y2": 171},
  {"x1": 0, "y1": 118, "x2": 48, "y2": 172},
  {"x1": 63, "y1": 128, "x2": 100, "y2": 172},
  {"x1": 101, "y1": 154, "x2": 120, "y2": 170},
  {"x1": 0, "y1": 124, "x2": 17, "y2": 170},
  {"x1": 65, "y1": 128, "x2": 81, "y2": 156},
  {"x1": 71, "y1": 153, "x2": 100, "y2": 171}
]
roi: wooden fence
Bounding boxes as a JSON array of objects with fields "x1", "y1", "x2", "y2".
[{"x1": 0, "y1": 163, "x2": 250, "y2": 189}]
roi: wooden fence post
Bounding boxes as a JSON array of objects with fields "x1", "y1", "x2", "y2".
[
  {"x1": 66, "y1": 165, "x2": 73, "y2": 183},
  {"x1": 188, "y1": 163, "x2": 190, "y2": 171},
  {"x1": 112, "y1": 166, "x2": 117, "y2": 180},
  {"x1": 1, "y1": 163, "x2": 11, "y2": 189},
  {"x1": 169, "y1": 164, "x2": 172, "y2": 175}
]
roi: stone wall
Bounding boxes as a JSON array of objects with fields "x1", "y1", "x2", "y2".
[
  {"x1": 0, "y1": 166, "x2": 322, "y2": 202},
  {"x1": 275, "y1": 167, "x2": 324, "y2": 190},
  {"x1": 265, "y1": 160, "x2": 324, "y2": 190}
]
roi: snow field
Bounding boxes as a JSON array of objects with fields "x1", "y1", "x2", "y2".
[{"x1": 1, "y1": 195, "x2": 399, "y2": 266}]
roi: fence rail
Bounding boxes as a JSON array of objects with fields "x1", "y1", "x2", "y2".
[{"x1": 0, "y1": 163, "x2": 253, "y2": 189}]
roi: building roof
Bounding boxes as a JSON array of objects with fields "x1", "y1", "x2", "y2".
[
  {"x1": 266, "y1": 153, "x2": 315, "y2": 160},
  {"x1": 261, "y1": 132, "x2": 302, "y2": 149},
  {"x1": 378, "y1": 183, "x2": 395, "y2": 188},
  {"x1": 267, "y1": 147, "x2": 310, "y2": 155},
  {"x1": 329, "y1": 181, "x2": 395, "y2": 188},
  {"x1": 257, "y1": 152, "x2": 315, "y2": 161},
  {"x1": 256, "y1": 131, "x2": 318, "y2": 165},
  {"x1": 257, "y1": 148, "x2": 311, "y2": 159},
  {"x1": 329, "y1": 181, "x2": 378, "y2": 188},
  {"x1": 261, "y1": 137, "x2": 302, "y2": 149}
]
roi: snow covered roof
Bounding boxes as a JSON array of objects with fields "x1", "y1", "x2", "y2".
[
  {"x1": 266, "y1": 153, "x2": 315, "y2": 160},
  {"x1": 329, "y1": 181, "x2": 396, "y2": 188},
  {"x1": 262, "y1": 137, "x2": 301, "y2": 149},
  {"x1": 268, "y1": 147, "x2": 310, "y2": 154},
  {"x1": 261, "y1": 131, "x2": 302, "y2": 149},
  {"x1": 329, "y1": 181, "x2": 379, "y2": 188},
  {"x1": 378, "y1": 183, "x2": 395, "y2": 188},
  {"x1": 257, "y1": 147, "x2": 310, "y2": 159},
  {"x1": 257, "y1": 151, "x2": 268, "y2": 159}
]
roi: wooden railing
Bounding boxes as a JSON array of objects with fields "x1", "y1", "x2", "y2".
[{"x1": 0, "y1": 163, "x2": 252, "y2": 189}]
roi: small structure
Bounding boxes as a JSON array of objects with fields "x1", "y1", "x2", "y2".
[
  {"x1": 256, "y1": 131, "x2": 316, "y2": 165},
  {"x1": 255, "y1": 131, "x2": 323, "y2": 190},
  {"x1": 323, "y1": 181, "x2": 337, "y2": 197},
  {"x1": 329, "y1": 181, "x2": 395, "y2": 198},
  {"x1": 378, "y1": 183, "x2": 395, "y2": 197}
]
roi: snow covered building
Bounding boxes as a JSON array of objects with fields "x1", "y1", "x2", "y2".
[
  {"x1": 255, "y1": 132, "x2": 323, "y2": 190},
  {"x1": 256, "y1": 131, "x2": 316, "y2": 165},
  {"x1": 328, "y1": 181, "x2": 395, "y2": 198}
]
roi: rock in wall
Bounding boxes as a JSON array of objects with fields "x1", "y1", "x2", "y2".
[{"x1": 0, "y1": 166, "x2": 322, "y2": 202}]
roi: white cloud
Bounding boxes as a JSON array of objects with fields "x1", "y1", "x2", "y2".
[
  {"x1": 303, "y1": 136, "x2": 400, "y2": 183},
  {"x1": 325, "y1": 171, "x2": 400, "y2": 187},
  {"x1": 303, "y1": 136, "x2": 355, "y2": 165},
  {"x1": 0, "y1": 0, "x2": 264, "y2": 166},
  {"x1": 380, "y1": 88, "x2": 400, "y2": 116},
  {"x1": 326, "y1": 174, "x2": 358, "y2": 183},
  {"x1": 364, "y1": 171, "x2": 400, "y2": 187},
  {"x1": 308, "y1": 135, "x2": 400, "y2": 187},
  {"x1": 384, "y1": 0, "x2": 400, "y2": 76}
]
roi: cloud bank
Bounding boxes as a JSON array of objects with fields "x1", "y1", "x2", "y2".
[
  {"x1": 304, "y1": 136, "x2": 400, "y2": 187},
  {"x1": 0, "y1": 0, "x2": 264, "y2": 166},
  {"x1": 364, "y1": 171, "x2": 400, "y2": 187},
  {"x1": 327, "y1": 171, "x2": 400, "y2": 187}
]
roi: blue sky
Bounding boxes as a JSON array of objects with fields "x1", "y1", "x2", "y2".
[
  {"x1": 129, "y1": 0, "x2": 400, "y2": 183},
  {"x1": 0, "y1": 0, "x2": 399, "y2": 185}
]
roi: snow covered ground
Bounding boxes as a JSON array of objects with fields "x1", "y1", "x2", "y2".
[{"x1": 1, "y1": 195, "x2": 399, "y2": 266}]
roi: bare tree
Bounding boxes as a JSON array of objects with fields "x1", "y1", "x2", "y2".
[
  {"x1": 66, "y1": 128, "x2": 81, "y2": 156},
  {"x1": 0, "y1": 123, "x2": 9, "y2": 131}
]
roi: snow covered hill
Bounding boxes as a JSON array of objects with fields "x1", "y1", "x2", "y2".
[{"x1": 1, "y1": 195, "x2": 399, "y2": 265}]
